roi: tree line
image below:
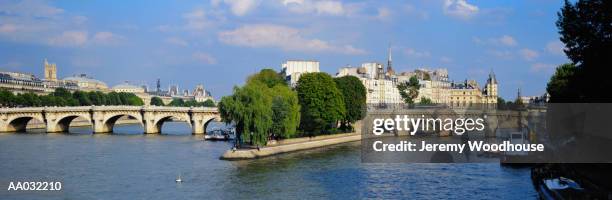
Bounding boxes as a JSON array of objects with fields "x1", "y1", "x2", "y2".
[
  {"x1": 0, "y1": 88, "x2": 144, "y2": 107},
  {"x1": 150, "y1": 96, "x2": 215, "y2": 107},
  {"x1": 219, "y1": 69, "x2": 367, "y2": 147}
]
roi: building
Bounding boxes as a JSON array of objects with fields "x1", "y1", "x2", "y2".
[
  {"x1": 62, "y1": 74, "x2": 109, "y2": 91},
  {"x1": 396, "y1": 68, "x2": 452, "y2": 104},
  {"x1": 337, "y1": 65, "x2": 402, "y2": 104},
  {"x1": 335, "y1": 47, "x2": 402, "y2": 105},
  {"x1": 281, "y1": 60, "x2": 320, "y2": 87},
  {"x1": 168, "y1": 85, "x2": 179, "y2": 96},
  {"x1": 44, "y1": 58, "x2": 57, "y2": 81},
  {"x1": 192, "y1": 84, "x2": 214, "y2": 102},
  {"x1": 1, "y1": 59, "x2": 78, "y2": 94},
  {"x1": 112, "y1": 82, "x2": 145, "y2": 93}
]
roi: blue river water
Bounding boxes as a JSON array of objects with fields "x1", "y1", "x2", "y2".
[{"x1": 0, "y1": 122, "x2": 537, "y2": 199}]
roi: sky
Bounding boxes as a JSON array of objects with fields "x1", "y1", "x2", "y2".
[{"x1": 0, "y1": 0, "x2": 569, "y2": 99}]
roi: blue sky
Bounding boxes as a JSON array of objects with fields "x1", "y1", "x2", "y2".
[{"x1": 0, "y1": 0, "x2": 569, "y2": 99}]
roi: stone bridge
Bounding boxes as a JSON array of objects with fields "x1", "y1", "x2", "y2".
[{"x1": 0, "y1": 106, "x2": 220, "y2": 134}]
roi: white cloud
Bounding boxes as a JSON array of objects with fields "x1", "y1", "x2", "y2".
[
  {"x1": 0, "y1": 0, "x2": 64, "y2": 18},
  {"x1": 531, "y1": 63, "x2": 555, "y2": 73},
  {"x1": 92, "y1": 32, "x2": 124, "y2": 45},
  {"x1": 443, "y1": 0, "x2": 479, "y2": 19},
  {"x1": 546, "y1": 40, "x2": 565, "y2": 55},
  {"x1": 192, "y1": 52, "x2": 217, "y2": 64},
  {"x1": 47, "y1": 31, "x2": 124, "y2": 47},
  {"x1": 499, "y1": 35, "x2": 517, "y2": 46},
  {"x1": 283, "y1": 0, "x2": 348, "y2": 16},
  {"x1": 487, "y1": 50, "x2": 513, "y2": 59},
  {"x1": 47, "y1": 31, "x2": 88, "y2": 47},
  {"x1": 214, "y1": 0, "x2": 260, "y2": 16},
  {"x1": 165, "y1": 37, "x2": 189, "y2": 47},
  {"x1": 473, "y1": 35, "x2": 517, "y2": 47},
  {"x1": 404, "y1": 48, "x2": 431, "y2": 58},
  {"x1": 218, "y1": 24, "x2": 366, "y2": 55},
  {"x1": 183, "y1": 8, "x2": 210, "y2": 31},
  {"x1": 0, "y1": 24, "x2": 17, "y2": 33},
  {"x1": 519, "y1": 48, "x2": 539, "y2": 61}
]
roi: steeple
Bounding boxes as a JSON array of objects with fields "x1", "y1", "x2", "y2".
[
  {"x1": 386, "y1": 43, "x2": 394, "y2": 76},
  {"x1": 488, "y1": 68, "x2": 497, "y2": 84}
]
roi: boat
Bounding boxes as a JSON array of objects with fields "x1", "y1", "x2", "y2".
[
  {"x1": 175, "y1": 173, "x2": 182, "y2": 183},
  {"x1": 204, "y1": 129, "x2": 231, "y2": 141},
  {"x1": 500, "y1": 127, "x2": 535, "y2": 166}
]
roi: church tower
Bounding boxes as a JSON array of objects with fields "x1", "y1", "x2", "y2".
[
  {"x1": 44, "y1": 58, "x2": 57, "y2": 81},
  {"x1": 484, "y1": 69, "x2": 498, "y2": 104},
  {"x1": 386, "y1": 44, "x2": 395, "y2": 76}
]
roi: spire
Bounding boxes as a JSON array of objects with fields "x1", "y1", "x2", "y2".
[
  {"x1": 488, "y1": 68, "x2": 497, "y2": 84},
  {"x1": 386, "y1": 43, "x2": 394, "y2": 75}
]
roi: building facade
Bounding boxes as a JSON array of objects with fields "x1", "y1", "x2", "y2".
[
  {"x1": 336, "y1": 62, "x2": 402, "y2": 105},
  {"x1": 44, "y1": 59, "x2": 57, "y2": 81},
  {"x1": 281, "y1": 60, "x2": 320, "y2": 87}
]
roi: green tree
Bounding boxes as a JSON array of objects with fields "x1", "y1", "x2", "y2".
[
  {"x1": 419, "y1": 97, "x2": 433, "y2": 105},
  {"x1": 150, "y1": 96, "x2": 165, "y2": 106},
  {"x1": 0, "y1": 89, "x2": 15, "y2": 107},
  {"x1": 497, "y1": 97, "x2": 507, "y2": 110},
  {"x1": 219, "y1": 81, "x2": 273, "y2": 146},
  {"x1": 296, "y1": 72, "x2": 345, "y2": 135},
  {"x1": 333, "y1": 76, "x2": 367, "y2": 132},
  {"x1": 219, "y1": 69, "x2": 300, "y2": 146},
  {"x1": 88, "y1": 91, "x2": 103, "y2": 105},
  {"x1": 169, "y1": 98, "x2": 185, "y2": 106},
  {"x1": 202, "y1": 99, "x2": 215, "y2": 107},
  {"x1": 247, "y1": 68, "x2": 286, "y2": 88},
  {"x1": 397, "y1": 76, "x2": 420, "y2": 104},
  {"x1": 546, "y1": 63, "x2": 578, "y2": 102},
  {"x1": 126, "y1": 94, "x2": 144, "y2": 106},
  {"x1": 553, "y1": 0, "x2": 612, "y2": 102},
  {"x1": 73, "y1": 91, "x2": 92, "y2": 106},
  {"x1": 52, "y1": 88, "x2": 72, "y2": 99},
  {"x1": 270, "y1": 85, "x2": 300, "y2": 139}
]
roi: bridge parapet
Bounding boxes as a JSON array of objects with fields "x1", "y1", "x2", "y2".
[
  {"x1": 143, "y1": 106, "x2": 191, "y2": 112},
  {"x1": 0, "y1": 107, "x2": 45, "y2": 113},
  {"x1": 92, "y1": 105, "x2": 142, "y2": 111},
  {"x1": 45, "y1": 106, "x2": 93, "y2": 112}
]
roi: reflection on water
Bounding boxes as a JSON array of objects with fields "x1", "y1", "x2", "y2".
[{"x1": 0, "y1": 123, "x2": 536, "y2": 199}]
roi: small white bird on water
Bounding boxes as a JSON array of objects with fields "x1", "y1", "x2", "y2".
[{"x1": 176, "y1": 173, "x2": 182, "y2": 183}]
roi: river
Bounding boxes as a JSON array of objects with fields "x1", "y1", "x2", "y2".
[{"x1": 0, "y1": 122, "x2": 537, "y2": 199}]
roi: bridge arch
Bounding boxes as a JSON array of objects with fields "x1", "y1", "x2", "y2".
[
  {"x1": 3, "y1": 114, "x2": 45, "y2": 132},
  {"x1": 98, "y1": 113, "x2": 144, "y2": 133},
  {"x1": 145, "y1": 112, "x2": 191, "y2": 134},
  {"x1": 47, "y1": 114, "x2": 92, "y2": 133}
]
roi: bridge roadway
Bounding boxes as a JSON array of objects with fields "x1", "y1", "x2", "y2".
[{"x1": 0, "y1": 106, "x2": 220, "y2": 134}]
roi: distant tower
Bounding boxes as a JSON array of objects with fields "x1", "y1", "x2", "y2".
[
  {"x1": 44, "y1": 58, "x2": 57, "y2": 81},
  {"x1": 484, "y1": 69, "x2": 498, "y2": 104},
  {"x1": 156, "y1": 78, "x2": 161, "y2": 93},
  {"x1": 386, "y1": 44, "x2": 395, "y2": 76}
]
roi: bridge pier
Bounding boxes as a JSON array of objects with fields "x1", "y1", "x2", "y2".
[{"x1": 143, "y1": 119, "x2": 160, "y2": 134}]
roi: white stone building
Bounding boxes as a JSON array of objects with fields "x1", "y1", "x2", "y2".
[{"x1": 281, "y1": 60, "x2": 320, "y2": 87}]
